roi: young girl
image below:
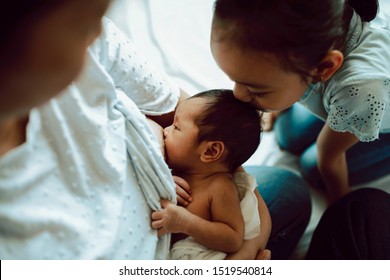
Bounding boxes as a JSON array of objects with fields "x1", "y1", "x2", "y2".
[{"x1": 211, "y1": 0, "x2": 390, "y2": 203}]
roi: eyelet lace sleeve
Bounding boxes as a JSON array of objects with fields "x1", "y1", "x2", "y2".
[{"x1": 327, "y1": 78, "x2": 390, "y2": 142}]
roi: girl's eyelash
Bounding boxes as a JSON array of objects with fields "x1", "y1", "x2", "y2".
[{"x1": 247, "y1": 90, "x2": 268, "y2": 97}]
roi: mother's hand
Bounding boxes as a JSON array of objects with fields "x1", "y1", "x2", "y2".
[{"x1": 225, "y1": 235, "x2": 271, "y2": 260}]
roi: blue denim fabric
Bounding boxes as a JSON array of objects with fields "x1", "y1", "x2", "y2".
[
  {"x1": 274, "y1": 104, "x2": 390, "y2": 188},
  {"x1": 244, "y1": 166, "x2": 311, "y2": 260}
]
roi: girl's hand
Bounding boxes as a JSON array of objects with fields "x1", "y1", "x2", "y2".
[
  {"x1": 262, "y1": 111, "x2": 282, "y2": 131},
  {"x1": 173, "y1": 175, "x2": 192, "y2": 206},
  {"x1": 256, "y1": 249, "x2": 271, "y2": 260},
  {"x1": 151, "y1": 199, "x2": 191, "y2": 237},
  {"x1": 225, "y1": 235, "x2": 271, "y2": 260}
]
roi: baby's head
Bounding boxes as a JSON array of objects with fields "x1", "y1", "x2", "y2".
[
  {"x1": 163, "y1": 89, "x2": 261, "y2": 173},
  {"x1": 192, "y1": 89, "x2": 261, "y2": 171}
]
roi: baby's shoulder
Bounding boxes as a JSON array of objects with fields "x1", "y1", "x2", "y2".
[{"x1": 207, "y1": 173, "x2": 238, "y2": 195}]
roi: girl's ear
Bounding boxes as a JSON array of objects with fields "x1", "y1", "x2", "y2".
[
  {"x1": 200, "y1": 141, "x2": 224, "y2": 163},
  {"x1": 314, "y1": 50, "x2": 344, "y2": 82}
]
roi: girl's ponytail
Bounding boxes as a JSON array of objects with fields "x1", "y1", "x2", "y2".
[{"x1": 347, "y1": 0, "x2": 379, "y2": 21}]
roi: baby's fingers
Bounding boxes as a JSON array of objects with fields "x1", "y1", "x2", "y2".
[
  {"x1": 173, "y1": 176, "x2": 192, "y2": 206},
  {"x1": 157, "y1": 227, "x2": 169, "y2": 237},
  {"x1": 173, "y1": 176, "x2": 191, "y2": 193},
  {"x1": 151, "y1": 219, "x2": 163, "y2": 229},
  {"x1": 151, "y1": 210, "x2": 163, "y2": 220},
  {"x1": 176, "y1": 186, "x2": 192, "y2": 206}
]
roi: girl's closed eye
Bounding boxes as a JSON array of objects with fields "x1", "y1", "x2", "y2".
[{"x1": 247, "y1": 89, "x2": 269, "y2": 98}]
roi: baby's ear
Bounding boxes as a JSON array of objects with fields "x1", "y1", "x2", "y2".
[{"x1": 200, "y1": 141, "x2": 224, "y2": 163}]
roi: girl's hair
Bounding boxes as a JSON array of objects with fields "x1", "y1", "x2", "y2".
[
  {"x1": 191, "y1": 89, "x2": 262, "y2": 172},
  {"x1": 212, "y1": 0, "x2": 379, "y2": 82},
  {"x1": 0, "y1": 0, "x2": 67, "y2": 73}
]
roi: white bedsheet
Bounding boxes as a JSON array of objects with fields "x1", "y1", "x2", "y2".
[{"x1": 106, "y1": 0, "x2": 390, "y2": 259}]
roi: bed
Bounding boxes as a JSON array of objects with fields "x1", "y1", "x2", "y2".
[{"x1": 106, "y1": 0, "x2": 390, "y2": 259}]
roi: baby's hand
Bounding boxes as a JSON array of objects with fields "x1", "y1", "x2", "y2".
[
  {"x1": 151, "y1": 199, "x2": 190, "y2": 237},
  {"x1": 173, "y1": 175, "x2": 192, "y2": 206}
]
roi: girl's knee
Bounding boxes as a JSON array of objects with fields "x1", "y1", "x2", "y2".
[{"x1": 274, "y1": 105, "x2": 323, "y2": 154}]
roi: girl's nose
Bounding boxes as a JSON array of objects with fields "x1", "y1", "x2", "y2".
[{"x1": 233, "y1": 83, "x2": 252, "y2": 103}]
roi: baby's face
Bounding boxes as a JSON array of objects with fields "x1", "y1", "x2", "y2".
[{"x1": 163, "y1": 98, "x2": 204, "y2": 171}]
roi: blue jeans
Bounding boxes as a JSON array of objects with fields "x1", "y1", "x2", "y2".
[
  {"x1": 244, "y1": 166, "x2": 311, "y2": 260},
  {"x1": 274, "y1": 104, "x2": 390, "y2": 188}
]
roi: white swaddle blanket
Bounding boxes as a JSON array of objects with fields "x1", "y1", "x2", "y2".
[
  {"x1": 169, "y1": 172, "x2": 260, "y2": 260},
  {"x1": 115, "y1": 91, "x2": 176, "y2": 259}
]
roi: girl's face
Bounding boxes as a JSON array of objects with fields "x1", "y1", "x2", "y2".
[
  {"x1": 211, "y1": 40, "x2": 314, "y2": 112},
  {"x1": 1, "y1": 0, "x2": 112, "y2": 119},
  {"x1": 163, "y1": 98, "x2": 204, "y2": 172}
]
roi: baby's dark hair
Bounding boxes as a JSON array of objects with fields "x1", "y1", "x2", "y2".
[
  {"x1": 212, "y1": 0, "x2": 379, "y2": 83},
  {"x1": 190, "y1": 89, "x2": 262, "y2": 172}
]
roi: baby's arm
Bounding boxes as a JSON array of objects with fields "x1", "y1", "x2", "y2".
[
  {"x1": 317, "y1": 124, "x2": 359, "y2": 203},
  {"x1": 203, "y1": 177, "x2": 245, "y2": 252},
  {"x1": 152, "y1": 177, "x2": 244, "y2": 253}
]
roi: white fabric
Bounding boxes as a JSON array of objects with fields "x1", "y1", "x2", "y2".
[
  {"x1": 170, "y1": 237, "x2": 227, "y2": 260},
  {"x1": 234, "y1": 172, "x2": 261, "y2": 240},
  {"x1": 299, "y1": 11, "x2": 390, "y2": 142},
  {"x1": 0, "y1": 18, "x2": 180, "y2": 259},
  {"x1": 169, "y1": 173, "x2": 260, "y2": 260}
]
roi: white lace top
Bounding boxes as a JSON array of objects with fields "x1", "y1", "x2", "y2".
[{"x1": 299, "y1": 11, "x2": 390, "y2": 142}]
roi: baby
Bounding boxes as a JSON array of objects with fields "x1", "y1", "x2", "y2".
[{"x1": 151, "y1": 89, "x2": 262, "y2": 259}]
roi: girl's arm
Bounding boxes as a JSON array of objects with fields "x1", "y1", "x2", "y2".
[{"x1": 317, "y1": 124, "x2": 359, "y2": 203}]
